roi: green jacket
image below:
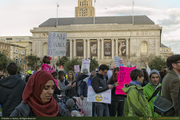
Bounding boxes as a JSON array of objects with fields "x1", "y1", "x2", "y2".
[
  {"x1": 122, "y1": 85, "x2": 151, "y2": 117},
  {"x1": 143, "y1": 83, "x2": 162, "y2": 117}
]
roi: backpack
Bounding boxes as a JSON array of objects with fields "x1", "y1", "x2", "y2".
[
  {"x1": 153, "y1": 94, "x2": 175, "y2": 116},
  {"x1": 77, "y1": 80, "x2": 84, "y2": 97}
]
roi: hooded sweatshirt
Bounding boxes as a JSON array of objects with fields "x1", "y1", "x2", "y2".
[
  {"x1": 143, "y1": 69, "x2": 162, "y2": 117},
  {"x1": 0, "y1": 75, "x2": 26, "y2": 116}
]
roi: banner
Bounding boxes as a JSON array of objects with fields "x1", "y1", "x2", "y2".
[
  {"x1": 76, "y1": 41, "x2": 83, "y2": 56},
  {"x1": 115, "y1": 66, "x2": 136, "y2": 95},
  {"x1": 81, "y1": 59, "x2": 90, "y2": 73},
  {"x1": 90, "y1": 41, "x2": 97, "y2": 56},
  {"x1": 114, "y1": 56, "x2": 120, "y2": 67},
  {"x1": 104, "y1": 41, "x2": 111, "y2": 56},
  {"x1": 74, "y1": 65, "x2": 80, "y2": 73},
  {"x1": 87, "y1": 86, "x2": 111, "y2": 104},
  {"x1": 74, "y1": 97, "x2": 92, "y2": 117},
  {"x1": 47, "y1": 32, "x2": 67, "y2": 56},
  {"x1": 118, "y1": 40, "x2": 126, "y2": 56}
]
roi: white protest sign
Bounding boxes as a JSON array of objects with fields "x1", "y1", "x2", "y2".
[
  {"x1": 87, "y1": 86, "x2": 111, "y2": 104},
  {"x1": 81, "y1": 59, "x2": 90, "y2": 73},
  {"x1": 47, "y1": 32, "x2": 67, "y2": 56},
  {"x1": 114, "y1": 56, "x2": 120, "y2": 67},
  {"x1": 74, "y1": 97, "x2": 92, "y2": 117},
  {"x1": 74, "y1": 65, "x2": 80, "y2": 73}
]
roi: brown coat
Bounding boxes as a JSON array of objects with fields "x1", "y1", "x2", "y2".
[{"x1": 162, "y1": 70, "x2": 180, "y2": 116}]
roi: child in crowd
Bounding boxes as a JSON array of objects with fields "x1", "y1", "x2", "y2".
[{"x1": 41, "y1": 56, "x2": 58, "y2": 87}]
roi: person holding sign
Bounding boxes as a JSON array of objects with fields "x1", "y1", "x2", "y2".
[
  {"x1": 91, "y1": 64, "x2": 114, "y2": 117},
  {"x1": 122, "y1": 69, "x2": 151, "y2": 117},
  {"x1": 108, "y1": 67, "x2": 124, "y2": 117}
]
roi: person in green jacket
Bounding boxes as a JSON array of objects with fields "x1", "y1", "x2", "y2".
[
  {"x1": 143, "y1": 69, "x2": 162, "y2": 117},
  {"x1": 122, "y1": 69, "x2": 151, "y2": 117}
]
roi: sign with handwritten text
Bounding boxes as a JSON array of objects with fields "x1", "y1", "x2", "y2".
[
  {"x1": 74, "y1": 65, "x2": 80, "y2": 73},
  {"x1": 115, "y1": 66, "x2": 136, "y2": 95},
  {"x1": 81, "y1": 59, "x2": 90, "y2": 73},
  {"x1": 87, "y1": 86, "x2": 111, "y2": 104},
  {"x1": 47, "y1": 32, "x2": 67, "y2": 56},
  {"x1": 74, "y1": 97, "x2": 92, "y2": 116}
]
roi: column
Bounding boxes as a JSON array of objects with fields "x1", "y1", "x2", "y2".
[
  {"x1": 73, "y1": 39, "x2": 76, "y2": 58},
  {"x1": 101, "y1": 38, "x2": 104, "y2": 59},
  {"x1": 111, "y1": 38, "x2": 114, "y2": 59},
  {"x1": 70, "y1": 39, "x2": 73, "y2": 60},
  {"x1": 83, "y1": 39, "x2": 86, "y2": 59},
  {"x1": 87, "y1": 39, "x2": 90, "y2": 58},
  {"x1": 115, "y1": 38, "x2": 118, "y2": 56},
  {"x1": 97, "y1": 39, "x2": 100, "y2": 59},
  {"x1": 126, "y1": 38, "x2": 129, "y2": 57}
]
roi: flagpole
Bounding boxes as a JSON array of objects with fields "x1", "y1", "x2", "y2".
[
  {"x1": 56, "y1": 2, "x2": 59, "y2": 27},
  {"x1": 93, "y1": 0, "x2": 95, "y2": 24},
  {"x1": 132, "y1": 0, "x2": 134, "y2": 25}
]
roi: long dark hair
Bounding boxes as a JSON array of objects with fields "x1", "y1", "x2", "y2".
[
  {"x1": 58, "y1": 71, "x2": 65, "y2": 82},
  {"x1": 108, "y1": 67, "x2": 119, "y2": 83}
]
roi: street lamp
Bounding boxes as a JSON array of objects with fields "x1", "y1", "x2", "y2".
[{"x1": 91, "y1": 56, "x2": 93, "y2": 72}]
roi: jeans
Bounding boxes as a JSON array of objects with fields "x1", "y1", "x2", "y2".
[
  {"x1": 110, "y1": 101, "x2": 124, "y2": 116},
  {"x1": 96, "y1": 103, "x2": 110, "y2": 116},
  {"x1": 92, "y1": 102, "x2": 96, "y2": 116}
]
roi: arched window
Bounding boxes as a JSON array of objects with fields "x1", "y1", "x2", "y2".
[
  {"x1": 141, "y1": 41, "x2": 147, "y2": 55},
  {"x1": 43, "y1": 42, "x2": 47, "y2": 56}
]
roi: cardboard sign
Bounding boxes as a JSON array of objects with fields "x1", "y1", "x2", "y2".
[
  {"x1": 81, "y1": 59, "x2": 90, "y2": 73},
  {"x1": 47, "y1": 32, "x2": 67, "y2": 56},
  {"x1": 74, "y1": 97, "x2": 92, "y2": 117},
  {"x1": 115, "y1": 66, "x2": 136, "y2": 95},
  {"x1": 74, "y1": 65, "x2": 80, "y2": 73},
  {"x1": 87, "y1": 86, "x2": 111, "y2": 104},
  {"x1": 114, "y1": 56, "x2": 120, "y2": 67}
]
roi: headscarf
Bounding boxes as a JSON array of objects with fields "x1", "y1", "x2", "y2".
[{"x1": 23, "y1": 70, "x2": 59, "y2": 116}]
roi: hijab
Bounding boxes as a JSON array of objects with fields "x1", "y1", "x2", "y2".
[{"x1": 23, "y1": 70, "x2": 59, "y2": 116}]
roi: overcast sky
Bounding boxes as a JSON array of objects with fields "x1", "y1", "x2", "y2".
[{"x1": 0, "y1": 0, "x2": 180, "y2": 53}]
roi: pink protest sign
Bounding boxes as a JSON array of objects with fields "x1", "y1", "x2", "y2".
[{"x1": 115, "y1": 66, "x2": 136, "y2": 95}]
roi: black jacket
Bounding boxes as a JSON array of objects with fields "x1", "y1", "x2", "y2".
[
  {"x1": 91, "y1": 73, "x2": 109, "y2": 93},
  {"x1": 10, "y1": 101, "x2": 72, "y2": 117},
  {"x1": 76, "y1": 74, "x2": 89, "y2": 96},
  {"x1": 53, "y1": 87, "x2": 61, "y2": 102},
  {"x1": 108, "y1": 78, "x2": 125, "y2": 101},
  {"x1": 0, "y1": 75, "x2": 26, "y2": 116}
]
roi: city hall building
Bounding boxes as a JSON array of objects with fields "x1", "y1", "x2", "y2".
[{"x1": 30, "y1": 15, "x2": 162, "y2": 68}]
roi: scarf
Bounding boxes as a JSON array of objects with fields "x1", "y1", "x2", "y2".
[{"x1": 23, "y1": 70, "x2": 59, "y2": 116}]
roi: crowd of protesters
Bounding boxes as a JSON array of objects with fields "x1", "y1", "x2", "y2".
[{"x1": 0, "y1": 54, "x2": 180, "y2": 117}]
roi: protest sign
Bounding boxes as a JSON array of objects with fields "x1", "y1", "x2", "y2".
[
  {"x1": 47, "y1": 32, "x2": 67, "y2": 56},
  {"x1": 74, "y1": 65, "x2": 80, "y2": 73},
  {"x1": 115, "y1": 66, "x2": 136, "y2": 95},
  {"x1": 114, "y1": 56, "x2": 120, "y2": 67},
  {"x1": 74, "y1": 97, "x2": 92, "y2": 116},
  {"x1": 87, "y1": 86, "x2": 111, "y2": 104},
  {"x1": 81, "y1": 59, "x2": 90, "y2": 73}
]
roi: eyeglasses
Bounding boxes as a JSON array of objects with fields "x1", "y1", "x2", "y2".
[{"x1": 115, "y1": 74, "x2": 119, "y2": 75}]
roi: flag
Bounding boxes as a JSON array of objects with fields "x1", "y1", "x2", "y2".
[{"x1": 146, "y1": 65, "x2": 151, "y2": 75}]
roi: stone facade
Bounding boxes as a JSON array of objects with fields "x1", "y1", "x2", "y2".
[
  {"x1": 75, "y1": 0, "x2": 95, "y2": 17},
  {"x1": 31, "y1": 23, "x2": 162, "y2": 68}
]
